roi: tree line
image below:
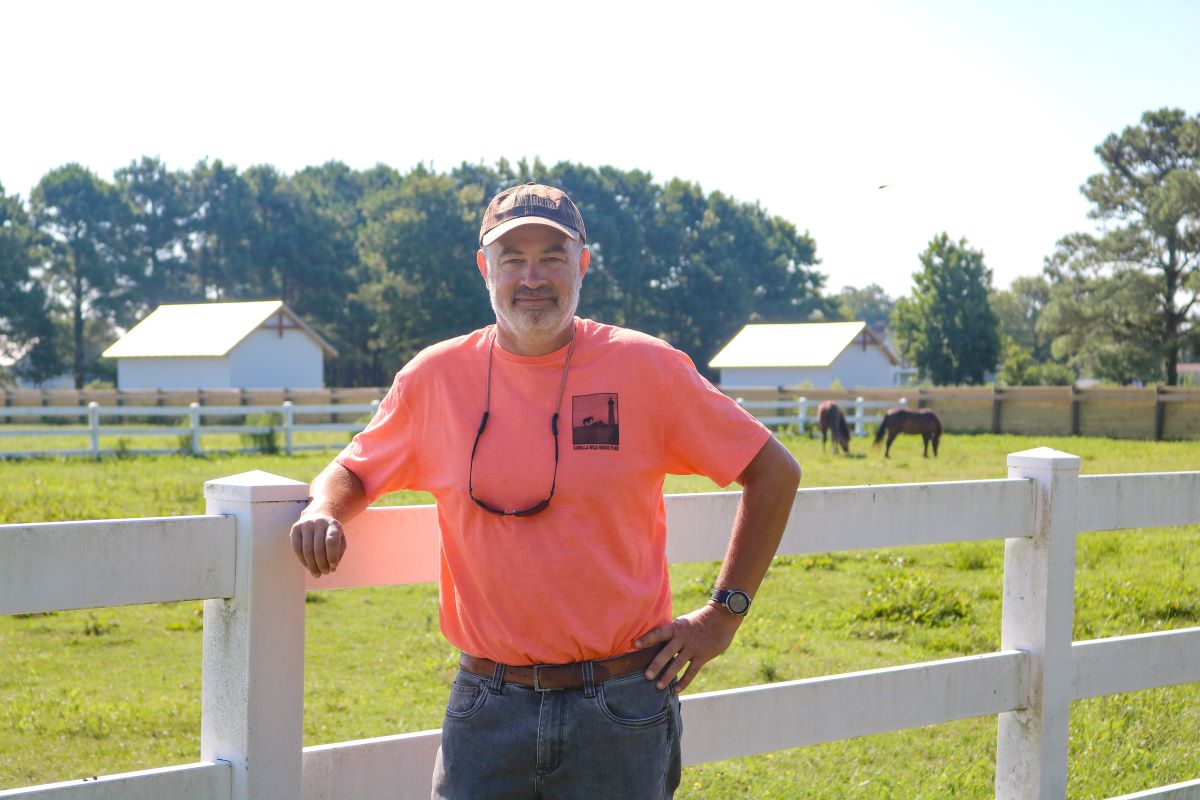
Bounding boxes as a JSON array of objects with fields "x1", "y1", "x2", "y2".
[
  {"x1": 0, "y1": 159, "x2": 831, "y2": 388},
  {"x1": 1, "y1": 108, "x2": 1196, "y2": 390}
]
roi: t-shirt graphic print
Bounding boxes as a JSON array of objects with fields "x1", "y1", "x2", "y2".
[{"x1": 572, "y1": 393, "x2": 619, "y2": 450}]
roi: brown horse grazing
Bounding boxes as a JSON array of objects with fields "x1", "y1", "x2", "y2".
[
  {"x1": 873, "y1": 408, "x2": 942, "y2": 458},
  {"x1": 818, "y1": 401, "x2": 851, "y2": 455}
]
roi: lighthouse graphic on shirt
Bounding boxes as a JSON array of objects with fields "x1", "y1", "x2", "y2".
[{"x1": 572, "y1": 393, "x2": 619, "y2": 450}]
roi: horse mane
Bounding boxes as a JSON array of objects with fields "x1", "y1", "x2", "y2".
[{"x1": 836, "y1": 409, "x2": 850, "y2": 442}]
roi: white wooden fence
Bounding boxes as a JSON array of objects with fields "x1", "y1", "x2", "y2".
[
  {"x1": 0, "y1": 402, "x2": 378, "y2": 458},
  {"x1": 2, "y1": 449, "x2": 1199, "y2": 799},
  {"x1": 735, "y1": 395, "x2": 905, "y2": 436}
]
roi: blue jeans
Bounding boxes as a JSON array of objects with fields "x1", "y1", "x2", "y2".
[{"x1": 431, "y1": 661, "x2": 682, "y2": 799}]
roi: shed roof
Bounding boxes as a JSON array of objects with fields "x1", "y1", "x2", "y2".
[
  {"x1": 709, "y1": 321, "x2": 898, "y2": 368},
  {"x1": 102, "y1": 301, "x2": 337, "y2": 359}
]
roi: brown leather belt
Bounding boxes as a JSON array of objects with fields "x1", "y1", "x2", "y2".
[{"x1": 460, "y1": 647, "x2": 660, "y2": 692}]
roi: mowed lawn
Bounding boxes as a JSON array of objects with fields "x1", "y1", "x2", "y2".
[{"x1": 1, "y1": 433, "x2": 1198, "y2": 797}]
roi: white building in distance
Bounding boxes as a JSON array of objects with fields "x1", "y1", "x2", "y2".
[
  {"x1": 102, "y1": 300, "x2": 337, "y2": 389},
  {"x1": 709, "y1": 321, "x2": 900, "y2": 389}
]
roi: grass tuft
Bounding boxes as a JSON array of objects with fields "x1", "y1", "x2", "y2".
[{"x1": 857, "y1": 568, "x2": 974, "y2": 627}]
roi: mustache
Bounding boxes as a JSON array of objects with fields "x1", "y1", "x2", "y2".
[{"x1": 512, "y1": 287, "x2": 559, "y2": 301}]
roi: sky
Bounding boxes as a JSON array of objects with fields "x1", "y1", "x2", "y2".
[{"x1": 3, "y1": 0, "x2": 1198, "y2": 299}]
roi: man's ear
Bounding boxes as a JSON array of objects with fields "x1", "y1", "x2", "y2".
[
  {"x1": 476, "y1": 249, "x2": 489, "y2": 282},
  {"x1": 578, "y1": 245, "x2": 591, "y2": 279}
]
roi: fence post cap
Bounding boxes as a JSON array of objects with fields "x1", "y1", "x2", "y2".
[
  {"x1": 204, "y1": 470, "x2": 309, "y2": 504},
  {"x1": 1006, "y1": 447, "x2": 1081, "y2": 471}
]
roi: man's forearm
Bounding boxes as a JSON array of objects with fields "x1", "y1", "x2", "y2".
[
  {"x1": 306, "y1": 461, "x2": 370, "y2": 522},
  {"x1": 713, "y1": 435, "x2": 801, "y2": 598},
  {"x1": 635, "y1": 435, "x2": 800, "y2": 690}
]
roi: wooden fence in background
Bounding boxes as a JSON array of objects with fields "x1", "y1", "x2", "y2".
[
  {"x1": 0, "y1": 387, "x2": 386, "y2": 411},
  {"x1": 719, "y1": 385, "x2": 1200, "y2": 441},
  {"x1": 4, "y1": 385, "x2": 1200, "y2": 440}
]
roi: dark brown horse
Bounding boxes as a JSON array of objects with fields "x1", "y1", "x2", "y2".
[
  {"x1": 818, "y1": 401, "x2": 851, "y2": 455},
  {"x1": 873, "y1": 408, "x2": 942, "y2": 458}
]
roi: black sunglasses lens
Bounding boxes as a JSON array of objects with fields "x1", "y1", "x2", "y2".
[{"x1": 513, "y1": 498, "x2": 551, "y2": 517}]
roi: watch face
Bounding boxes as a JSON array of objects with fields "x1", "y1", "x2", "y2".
[{"x1": 727, "y1": 591, "x2": 750, "y2": 615}]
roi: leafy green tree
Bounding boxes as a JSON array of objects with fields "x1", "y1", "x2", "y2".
[
  {"x1": 0, "y1": 182, "x2": 60, "y2": 383},
  {"x1": 892, "y1": 233, "x2": 1000, "y2": 385},
  {"x1": 243, "y1": 165, "x2": 353, "y2": 315},
  {"x1": 291, "y1": 161, "x2": 385, "y2": 387},
  {"x1": 114, "y1": 157, "x2": 195, "y2": 311},
  {"x1": 992, "y1": 275, "x2": 1073, "y2": 385},
  {"x1": 1042, "y1": 108, "x2": 1200, "y2": 384},
  {"x1": 354, "y1": 167, "x2": 490, "y2": 378},
  {"x1": 30, "y1": 164, "x2": 130, "y2": 387},
  {"x1": 835, "y1": 284, "x2": 894, "y2": 326},
  {"x1": 990, "y1": 275, "x2": 1054, "y2": 362},
  {"x1": 187, "y1": 159, "x2": 257, "y2": 299},
  {"x1": 1040, "y1": 256, "x2": 1164, "y2": 383},
  {"x1": 996, "y1": 334, "x2": 1075, "y2": 386}
]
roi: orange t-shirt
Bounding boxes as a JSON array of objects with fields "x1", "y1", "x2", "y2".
[{"x1": 337, "y1": 318, "x2": 770, "y2": 666}]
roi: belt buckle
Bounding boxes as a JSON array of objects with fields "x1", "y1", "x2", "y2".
[{"x1": 532, "y1": 665, "x2": 562, "y2": 692}]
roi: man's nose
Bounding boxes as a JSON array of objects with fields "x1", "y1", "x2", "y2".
[{"x1": 517, "y1": 263, "x2": 550, "y2": 287}]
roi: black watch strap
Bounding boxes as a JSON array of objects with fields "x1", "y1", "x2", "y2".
[{"x1": 711, "y1": 588, "x2": 752, "y2": 616}]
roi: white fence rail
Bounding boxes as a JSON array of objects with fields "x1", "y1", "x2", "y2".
[
  {"x1": 2, "y1": 450, "x2": 1199, "y2": 799},
  {"x1": 735, "y1": 394, "x2": 906, "y2": 436},
  {"x1": 0, "y1": 402, "x2": 378, "y2": 458}
]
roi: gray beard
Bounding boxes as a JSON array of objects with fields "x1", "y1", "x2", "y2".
[{"x1": 488, "y1": 275, "x2": 581, "y2": 347}]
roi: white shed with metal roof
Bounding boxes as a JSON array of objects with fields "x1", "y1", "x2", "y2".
[
  {"x1": 102, "y1": 301, "x2": 337, "y2": 389},
  {"x1": 709, "y1": 321, "x2": 899, "y2": 388}
]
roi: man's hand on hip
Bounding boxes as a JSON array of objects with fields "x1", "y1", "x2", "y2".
[
  {"x1": 290, "y1": 511, "x2": 347, "y2": 578},
  {"x1": 634, "y1": 603, "x2": 743, "y2": 692}
]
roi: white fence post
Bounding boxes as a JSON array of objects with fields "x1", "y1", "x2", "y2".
[
  {"x1": 202, "y1": 471, "x2": 309, "y2": 800},
  {"x1": 854, "y1": 396, "x2": 865, "y2": 437},
  {"x1": 797, "y1": 396, "x2": 808, "y2": 431},
  {"x1": 283, "y1": 401, "x2": 295, "y2": 456},
  {"x1": 996, "y1": 447, "x2": 1080, "y2": 800},
  {"x1": 87, "y1": 401, "x2": 100, "y2": 455},
  {"x1": 189, "y1": 402, "x2": 202, "y2": 455}
]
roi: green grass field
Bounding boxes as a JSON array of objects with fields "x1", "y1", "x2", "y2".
[{"x1": 1, "y1": 433, "x2": 1198, "y2": 797}]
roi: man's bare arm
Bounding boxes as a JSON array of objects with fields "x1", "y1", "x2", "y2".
[
  {"x1": 636, "y1": 435, "x2": 801, "y2": 691},
  {"x1": 290, "y1": 461, "x2": 370, "y2": 578}
]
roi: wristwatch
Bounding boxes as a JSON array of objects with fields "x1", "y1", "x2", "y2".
[{"x1": 710, "y1": 588, "x2": 752, "y2": 616}]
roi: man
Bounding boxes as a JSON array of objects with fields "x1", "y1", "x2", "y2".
[{"x1": 291, "y1": 183, "x2": 800, "y2": 799}]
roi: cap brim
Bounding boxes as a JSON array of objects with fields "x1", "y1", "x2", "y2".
[{"x1": 480, "y1": 216, "x2": 580, "y2": 247}]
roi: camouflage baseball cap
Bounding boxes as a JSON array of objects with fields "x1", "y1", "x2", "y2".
[{"x1": 479, "y1": 182, "x2": 587, "y2": 247}]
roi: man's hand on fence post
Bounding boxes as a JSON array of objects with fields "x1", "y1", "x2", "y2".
[{"x1": 290, "y1": 511, "x2": 347, "y2": 578}]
